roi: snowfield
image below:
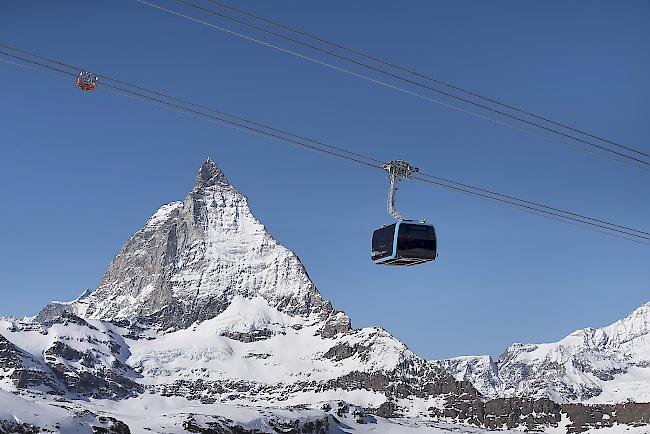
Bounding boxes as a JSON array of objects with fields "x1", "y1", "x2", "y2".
[{"x1": 1, "y1": 390, "x2": 647, "y2": 433}]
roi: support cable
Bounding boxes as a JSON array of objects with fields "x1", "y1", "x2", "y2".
[
  {"x1": 137, "y1": 0, "x2": 650, "y2": 167},
  {"x1": 202, "y1": 0, "x2": 648, "y2": 159},
  {"x1": 1, "y1": 47, "x2": 647, "y2": 245}
]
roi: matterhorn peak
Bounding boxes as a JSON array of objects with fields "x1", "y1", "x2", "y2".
[
  {"x1": 195, "y1": 157, "x2": 229, "y2": 189},
  {"x1": 43, "y1": 157, "x2": 344, "y2": 334}
]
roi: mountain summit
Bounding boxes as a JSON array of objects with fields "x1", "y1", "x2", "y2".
[
  {"x1": 195, "y1": 158, "x2": 229, "y2": 189},
  {"x1": 43, "y1": 158, "x2": 347, "y2": 335}
]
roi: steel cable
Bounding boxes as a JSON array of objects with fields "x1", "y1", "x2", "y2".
[{"x1": 1, "y1": 48, "x2": 647, "y2": 245}]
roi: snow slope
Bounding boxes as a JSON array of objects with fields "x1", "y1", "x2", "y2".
[
  {"x1": 0, "y1": 390, "x2": 528, "y2": 434},
  {"x1": 1, "y1": 390, "x2": 646, "y2": 434}
]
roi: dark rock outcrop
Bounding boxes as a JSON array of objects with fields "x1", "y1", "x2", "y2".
[{"x1": 0, "y1": 335, "x2": 62, "y2": 395}]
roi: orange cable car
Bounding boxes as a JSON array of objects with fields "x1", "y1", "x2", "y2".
[{"x1": 76, "y1": 71, "x2": 98, "y2": 92}]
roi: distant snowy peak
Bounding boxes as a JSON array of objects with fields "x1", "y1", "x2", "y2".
[
  {"x1": 41, "y1": 159, "x2": 347, "y2": 334},
  {"x1": 435, "y1": 355, "x2": 502, "y2": 399},
  {"x1": 438, "y1": 301, "x2": 650, "y2": 404},
  {"x1": 598, "y1": 301, "x2": 650, "y2": 347}
]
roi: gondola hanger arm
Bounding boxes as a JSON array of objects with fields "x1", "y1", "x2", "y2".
[{"x1": 382, "y1": 160, "x2": 418, "y2": 221}]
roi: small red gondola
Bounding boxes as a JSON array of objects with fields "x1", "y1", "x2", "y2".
[{"x1": 76, "y1": 71, "x2": 98, "y2": 92}]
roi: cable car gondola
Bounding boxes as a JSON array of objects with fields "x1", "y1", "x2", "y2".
[
  {"x1": 76, "y1": 71, "x2": 98, "y2": 92},
  {"x1": 372, "y1": 220, "x2": 437, "y2": 265},
  {"x1": 372, "y1": 160, "x2": 437, "y2": 266}
]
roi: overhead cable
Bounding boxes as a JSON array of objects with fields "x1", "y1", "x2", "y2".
[
  {"x1": 134, "y1": 0, "x2": 650, "y2": 168},
  {"x1": 1, "y1": 47, "x2": 647, "y2": 245},
  {"x1": 201, "y1": 0, "x2": 648, "y2": 159}
]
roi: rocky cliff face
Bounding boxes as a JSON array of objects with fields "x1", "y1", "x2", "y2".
[
  {"x1": 1, "y1": 159, "x2": 648, "y2": 433},
  {"x1": 437, "y1": 355, "x2": 502, "y2": 399},
  {"x1": 438, "y1": 302, "x2": 650, "y2": 404}
]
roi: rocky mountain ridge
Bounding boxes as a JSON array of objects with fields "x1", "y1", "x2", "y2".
[{"x1": 438, "y1": 302, "x2": 650, "y2": 405}]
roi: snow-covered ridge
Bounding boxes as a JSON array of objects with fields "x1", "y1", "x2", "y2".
[
  {"x1": 438, "y1": 301, "x2": 650, "y2": 404},
  {"x1": 144, "y1": 201, "x2": 183, "y2": 229},
  {"x1": 599, "y1": 301, "x2": 650, "y2": 347}
]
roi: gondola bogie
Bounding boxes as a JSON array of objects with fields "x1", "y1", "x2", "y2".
[{"x1": 372, "y1": 221, "x2": 437, "y2": 266}]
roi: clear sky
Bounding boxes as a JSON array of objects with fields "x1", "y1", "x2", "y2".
[{"x1": 1, "y1": 1, "x2": 649, "y2": 360}]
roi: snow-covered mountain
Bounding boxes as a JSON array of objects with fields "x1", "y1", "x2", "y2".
[
  {"x1": 438, "y1": 302, "x2": 650, "y2": 404},
  {"x1": 38, "y1": 159, "x2": 348, "y2": 337},
  {"x1": 25, "y1": 159, "x2": 464, "y2": 409},
  {"x1": 1, "y1": 159, "x2": 649, "y2": 433}
]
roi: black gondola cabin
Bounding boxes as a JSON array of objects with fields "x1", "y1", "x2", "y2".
[{"x1": 372, "y1": 221, "x2": 437, "y2": 266}]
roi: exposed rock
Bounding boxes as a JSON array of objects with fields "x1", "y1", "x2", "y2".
[
  {"x1": 0, "y1": 335, "x2": 62, "y2": 394},
  {"x1": 563, "y1": 402, "x2": 650, "y2": 433},
  {"x1": 93, "y1": 416, "x2": 131, "y2": 434},
  {"x1": 317, "y1": 312, "x2": 351, "y2": 338},
  {"x1": 220, "y1": 328, "x2": 277, "y2": 343},
  {"x1": 42, "y1": 311, "x2": 98, "y2": 330},
  {"x1": 45, "y1": 341, "x2": 84, "y2": 362},
  {"x1": 374, "y1": 401, "x2": 399, "y2": 418},
  {"x1": 0, "y1": 420, "x2": 40, "y2": 434},
  {"x1": 324, "y1": 342, "x2": 354, "y2": 361}
]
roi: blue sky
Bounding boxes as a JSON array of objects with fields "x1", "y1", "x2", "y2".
[{"x1": 1, "y1": 1, "x2": 648, "y2": 360}]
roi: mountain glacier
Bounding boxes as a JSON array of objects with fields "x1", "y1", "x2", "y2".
[{"x1": 1, "y1": 159, "x2": 649, "y2": 433}]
